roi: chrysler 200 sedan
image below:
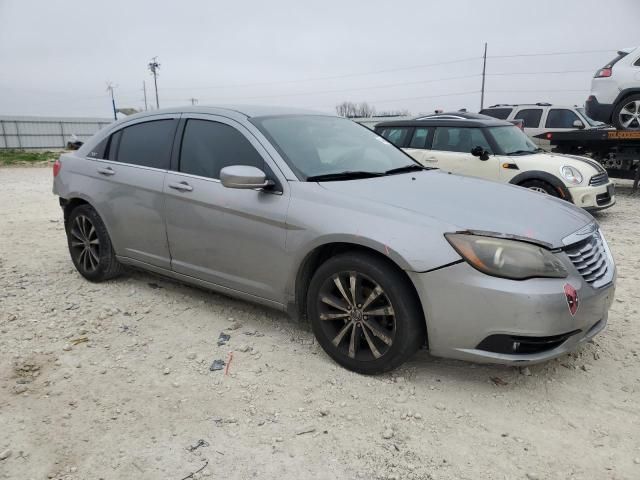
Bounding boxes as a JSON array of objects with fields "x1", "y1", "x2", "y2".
[{"x1": 53, "y1": 106, "x2": 616, "y2": 374}]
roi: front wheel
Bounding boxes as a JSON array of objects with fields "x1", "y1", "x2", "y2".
[
  {"x1": 307, "y1": 252, "x2": 425, "y2": 374},
  {"x1": 519, "y1": 179, "x2": 560, "y2": 197}
]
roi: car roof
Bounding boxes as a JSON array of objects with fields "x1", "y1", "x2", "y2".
[{"x1": 376, "y1": 114, "x2": 512, "y2": 128}]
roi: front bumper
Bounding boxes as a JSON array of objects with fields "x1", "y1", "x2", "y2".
[
  {"x1": 409, "y1": 260, "x2": 616, "y2": 365},
  {"x1": 569, "y1": 182, "x2": 615, "y2": 210},
  {"x1": 585, "y1": 96, "x2": 614, "y2": 124}
]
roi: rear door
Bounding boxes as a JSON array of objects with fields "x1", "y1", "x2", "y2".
[
  {"x1": 86, "y1": 116, "x2": 177, "y2": 269},
  {"x1": 429, "y1": 126, "x2": 499, "y2": 180},
  {"x1": 402, "y1": 126, "x2": 436, "y2": 165},
  {"x1": 163, "y1": 115, "x2": 290, "y2": 303},
  {"x1": 512, "y1": 108, "x2": 544, "y2": 147}
]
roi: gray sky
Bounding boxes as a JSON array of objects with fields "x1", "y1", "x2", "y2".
[{"x1": 1, "y1": 0, "x2": 638, "y2": 118}]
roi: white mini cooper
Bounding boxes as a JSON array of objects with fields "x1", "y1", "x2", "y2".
[{"x1": 375, "y1": 113, "x2": 615, "y2": 211}]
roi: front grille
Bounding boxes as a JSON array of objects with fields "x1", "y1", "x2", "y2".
[
  {"x1": 565, "y1": 232, "x2": 609, "y2": 286},
  {"x1": 589, "y1": 172, "x2": 609, "y2": 186}
]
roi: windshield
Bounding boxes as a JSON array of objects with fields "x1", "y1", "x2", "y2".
[
  {"x1": 251, "y1": 115, "x2": 419, "y2": 180},
  {"x1": 576, "y1": 107, "x2": 605, "y2": 127},
  {"x1": 486, "y1": 125, "x2": 540, "y2": 155}
]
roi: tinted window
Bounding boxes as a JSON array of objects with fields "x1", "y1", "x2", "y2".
[
  {"x1": 107, "y1": 131, "x2": 121, "y2": 161},
  {"x1": 635, "y1": 57, "x2": 640, "y2": 67},
  {"x1": 432, "y1": 127, "x2": 492, "y2": 154},
  {"x1": 87, "y1": 137, "x2": 109, "y2": 159},
  {"x1": 179, "y1": 120, "x2": 264, "y2": 179},
  {"x1": 513, "y1": 109, "x2": 543, "y2": 128},
  {"x1": 116, "y1": 120, "x2": 175, "y2": 169},
  {"x1": 545, "y1": 109, "x2": 580, "y2": 128},
  {"x1": 408, "y1": 127, "x2": 433, "y2": 149},
  {"x1": 480, "y1": 108, "x2": 512, "y2": 120},
  {"x1": 379, "y1": 127, "x2": 410, "y2": 147}
]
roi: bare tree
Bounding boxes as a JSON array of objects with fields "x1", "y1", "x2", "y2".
[{"x1": 336, "y1": 101, "x2": 376, "y2": 118}]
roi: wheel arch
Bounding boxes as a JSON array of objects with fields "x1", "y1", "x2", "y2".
[
  {"x1": 289, "y1": 242, "x2": 428, "y2": 346},
  {"x1": 509, "y1": 170, "x2": 572, "y2": 202},
  {"x1": 614, "y1": 88, "x2": 640, "y2": 107}
]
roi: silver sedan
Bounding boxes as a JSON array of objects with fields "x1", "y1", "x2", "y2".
[{"x1": 52, "y1": 106, "x2": 616, "y2": 374}]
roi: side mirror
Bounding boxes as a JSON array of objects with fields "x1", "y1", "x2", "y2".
[
  {"x1": 220, "y1": 165, "x2": 274, "y2": 190},
  {"x1": 573, "y1": 119, "x2": 585, "y2": 129},
  {"x1": 471, "y1": 146, "x2": 490, "y2": 161}
]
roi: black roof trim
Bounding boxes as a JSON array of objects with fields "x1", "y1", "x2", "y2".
[{"x1": 375, "y1": 117, "x2": 513, "y2": 128}]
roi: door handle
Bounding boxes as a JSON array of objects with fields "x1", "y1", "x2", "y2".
[
  {"x1": 97, "y1": 166, "x2": 115, "y2": 176},
  {"x1": 168, "y1": 181, "x2": 193, "y2": 192}
]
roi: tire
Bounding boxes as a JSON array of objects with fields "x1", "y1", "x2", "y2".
[
  {"x1": 612, "y1": 94, "x2": 640, "y2": 130},
  {"x1": 65, "y1": 204, "x2": 123, "y2": 282},
  {"x1": 307, "y1": 252, "x2": 425, "y2": 374},
  {"x1": 519, "y1": 179, "x2": 560, "y2": 197}
]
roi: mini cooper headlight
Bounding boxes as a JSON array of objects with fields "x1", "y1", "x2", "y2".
[
  {"x1": 445, "y1": 233, "x2": 568, "y2": 280},
  {"x1": 560, "y1": 165, "x2": 583, "y2": 185}
]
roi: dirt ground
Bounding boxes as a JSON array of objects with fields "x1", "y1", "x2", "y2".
[{"x1": 0, "y1": 165, "x2": 639, "y2": 480}]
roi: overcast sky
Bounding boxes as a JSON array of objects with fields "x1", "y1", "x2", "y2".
[{"x1": 1, "y1": 0, "x2": 638, "y2": 118}]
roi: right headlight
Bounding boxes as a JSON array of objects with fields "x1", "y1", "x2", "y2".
[
  {"x1": 560, "y1": 165, "x2": 583, "y2": 185},
  {"x1": 445, "y1": 233, "x2": 568, "y2": 280}
]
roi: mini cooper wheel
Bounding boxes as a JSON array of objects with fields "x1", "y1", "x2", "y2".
[
  {"x1": 520, "y1": 179, "x2": 560, "y2": 197},
  {"x1": 307, "y1": 252, "x2": 425, "y2": 374},
  {"x1": 66, "y1": 204, "x2": 122, "y2": 282}
]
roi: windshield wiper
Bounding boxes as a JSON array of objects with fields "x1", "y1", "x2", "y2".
[
  {"x1": 384, "y1": 164, "x2": 427, "y2": 175},
  {"x1": 506, "y1": 149, "x2": 537, "y2": 156},
  {"x1": 306, "y1": 171, "x2": 385, "y2": 182}
]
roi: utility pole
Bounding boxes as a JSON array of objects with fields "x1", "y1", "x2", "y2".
[
  {"x1": 189, "y1": 97, "x2": 198, "y2": 106},
  {"x1": 143, "y1": 81, "x2": 148, "y2": 111},
  {"x1": 480, "y1": 42, "x2": 487, "y2": 110},
  {"x1": 148, "y1": 56, "x2": 160, "y2": 109},
  {"x1": 106, "y1": 82, "x2": 117, "y2": 120}
]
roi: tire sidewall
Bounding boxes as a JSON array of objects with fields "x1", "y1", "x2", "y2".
[
  {"x1": 613, "y1": 94, "x2": 640, "y2": 131},
  {"x1": 307, "y1": 253, "x2": 424, "y2": 374},
  {"x1": 521, "y1": 179, "x2": 560, "y2": 198}
]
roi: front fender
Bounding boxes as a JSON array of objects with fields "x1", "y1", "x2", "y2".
[{"x1": 509, "y1": 170, "x2": 572, "y2": 202}]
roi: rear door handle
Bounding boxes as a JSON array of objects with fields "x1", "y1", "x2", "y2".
[
  {"x1": 168, "y1": 181, "x2": 193, "y2": 192},
  {"x1": 97, "y1": 166, "x2": 115, "y2": 176}
]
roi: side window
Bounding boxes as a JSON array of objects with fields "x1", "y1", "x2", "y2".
[
  {"x1": 87, "y1": 137, "x2": 109, "y2": 159},
  {"x1": 635, "y1": 57, "x2": 640, "y2": 67},
  {"x1": 480, "y1": 108, "x2": 513, "y2": 120},
  {"x1": 545, "y1": 109, "x2": 580, "y2": 128},
  {"x1": 514, "y1": 109, "x2": 543, "y2": 128},
  {"x1": 179, "y1": 119, "x2": 264, "y2": 179},
  {"x1": 108, "y1": 130, "x2": 121, "y2": 161},
  {"x1": 408, "y1": 127, "x2": 432, "y2": 149},
  {"x1": 432, "y1": 127, "x2": 491, "y2": 154},
  {"x1": 116, "y1": 120, "x2": 176, "y2": 169},
  {"x1": 379, "y1": 127, "x2": 410, "y2": 147}
]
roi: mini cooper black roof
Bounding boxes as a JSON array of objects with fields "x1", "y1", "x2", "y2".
[{"x1": 375, "y1": 112, "x2": 513, "y2": 129}]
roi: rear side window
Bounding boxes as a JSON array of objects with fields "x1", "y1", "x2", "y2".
[
  {"x1": 432, "y1": 127, "x2": 492, "y2": 154},
  {"x1": 545, "y1": 109, "x2": 580, "y2": 128},
  {"x1": 408, "y1": 127, "x2": 433, "y2": 149},
  {"x1": 602, "y1": 52, "x2": 628, "y2": 69},
  {"x1": 179, "y1": 119, "x2": 264, "y2": 179},
  {"x1": 115, "y1": 120, "x2": 176, "y2": 169},
  {"x1": 480, "y1": 108, "x2": 512, "y2": 120},
  {"x1": 378, "y1": 127, "x2": 410, "y2": 147},
  {"x1": 514, "y1": 109, "x2": 543, "y2": 128},
  {"x1": 87, "y1": 137, "x2": 109, "y2": 159}
]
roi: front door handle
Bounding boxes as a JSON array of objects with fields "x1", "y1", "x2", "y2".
[
  {"x1": 168, "y1": 181, "x2": 193, "y2": 192},
  {"x1": 97, "y1": 166, "x2": 115, "y2": 176}
]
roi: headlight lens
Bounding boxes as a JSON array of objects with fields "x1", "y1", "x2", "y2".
[
  {"x1": 560, "y1": 165, "x2": 583, "y2": 185},
  {"x1": 445, "y1": 233, "x2": 568, "y2": 280}
]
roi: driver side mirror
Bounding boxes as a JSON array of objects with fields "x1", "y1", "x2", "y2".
[
  {"x1": 573, "y1": 119, "x2": 585, "y2": 129},
  {"x1": 220, "y1": 165, "x2": 274, "y2": 190},
  {"x1": 471, "y1": 145, "x2": 490, "y2": 161}
]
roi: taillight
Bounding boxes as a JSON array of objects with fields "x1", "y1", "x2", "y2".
[
  {"x1": 595, "y1": 67, "x2": 612, "y2": 78},
  {"x1": 546, "y1": 133, "x2": 553, "y2": 140},
  {"x1": 53, "y1": 158, "x2": 62, "y2": 177}
]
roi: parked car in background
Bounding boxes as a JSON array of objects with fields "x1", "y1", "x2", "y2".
[
  {"x1": 479, "y1": 103, "x2": 607, "y2": 150},
  {"x1": 53, "y1": 106, "x2": 615, "y2": 374},
  {"x1": 586, "y1": 46, "x2": 640, "y2": 130},
  {"x1": 375, "y1": 113, "x2": 615, "y2": 211}
]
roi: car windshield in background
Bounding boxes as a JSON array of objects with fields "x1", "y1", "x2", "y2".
[
  {"x1": 486, "y1": 125, "x2": 540, "y2": 155},
  {"x1": 251, "y1": 115, "x2": 419, "y2": 180},
  {"x1": 576, "y1": 107, "x2": 605, "y2": 127}
]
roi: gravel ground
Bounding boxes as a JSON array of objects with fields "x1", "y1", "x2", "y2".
[{"x1": 1, "y1": 166, "x2": 639, "y2": 480}]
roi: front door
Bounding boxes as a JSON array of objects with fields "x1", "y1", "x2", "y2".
[{"x1": 163, "y1": 115, "x2": 290, "y2": 303}]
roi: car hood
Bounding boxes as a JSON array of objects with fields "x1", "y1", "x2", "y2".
[{"x1": 318, "y1": 170, "x2": 593, "y2": 249}]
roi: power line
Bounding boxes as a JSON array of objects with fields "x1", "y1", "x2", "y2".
[
  {"x1": 487, "y1": 69, "x2": 593, "y2": 76},
  {"x1": 488, "y1": 48, "x2": 616, "y2": 59}
]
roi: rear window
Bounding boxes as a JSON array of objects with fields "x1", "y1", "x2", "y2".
[
  {"x1": 514, "y1": 109, "x2": 543, "y2": 128},
  {"x1": 115, "y1": 120, "x2": 176, "y2": 169},
  {"x1": 479, "y1": 108, "x2": 512, "y2": 120},
  {"x1": 602, "y1": 51, "x2": 628, "y2": 69}
]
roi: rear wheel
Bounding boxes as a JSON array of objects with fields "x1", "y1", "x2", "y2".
[
  {"x1": 613, "y1": 94, "x2": 640, "y2": 130},
  {"x1": 66, "y1": 204, "x2": 122, "y2": 282},
  {"x1": 519, "y1": 179, "x2": 560, "y2": 197},
  {"x1": 307, "y1": 252, "x2": 425, "y2": 374}
]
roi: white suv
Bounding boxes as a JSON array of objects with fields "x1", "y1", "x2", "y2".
[
  {"x1": 374, "y1": 114, "x2": 615, "y2": 211},
  {"x1": 586, "y1": 46, "x2": 640, "y2": 130},
  {"x1": 479, "y1": 103, "x2": 606, "y2": 150}
]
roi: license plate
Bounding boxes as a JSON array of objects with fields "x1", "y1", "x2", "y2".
[{"x1": 607, "y1": 184, "x2": 615, "y2": 197}]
